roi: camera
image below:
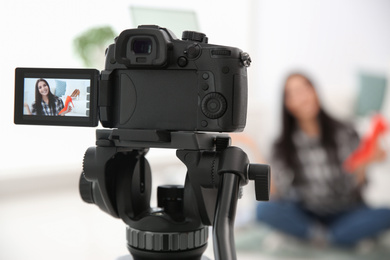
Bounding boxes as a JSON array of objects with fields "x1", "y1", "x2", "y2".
[
  {"x1": 15, "y1": 25, "x2": 251, "y2": 132},
  {"x1": 14, "y1": 25, "x2": 269, "y2": 260}
]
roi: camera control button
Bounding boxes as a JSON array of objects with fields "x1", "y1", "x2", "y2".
[
  {"x1": 185, "y1": 44, "x2": 201, "y2": 59},
  {"x1": 201, "y1": 93, "x2": 227, "y2": 119},
  {"x1": 201, "y1": 120, "x2": 208, "y2": 127},
  {"x1": 222, "y1": 66, "x2": 230, "y2": 74},
  {"x1": 177, "y1": 56, "x2": 188, "y2": 67},
  {"x1": 202, "y1": 73, "x2": 209, "y2": 80}
]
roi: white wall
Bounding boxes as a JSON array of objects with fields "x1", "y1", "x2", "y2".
[{"x1": 251, "y1": 0, "x2": 390, "y2": 158}]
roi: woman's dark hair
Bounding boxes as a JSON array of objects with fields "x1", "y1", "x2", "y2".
[
  {"x1": 273, "y1": 73, "x2": 344, "y2": 183},
  {"x1": 35, "y1": 78, "x2": 56, "y2": 115}
]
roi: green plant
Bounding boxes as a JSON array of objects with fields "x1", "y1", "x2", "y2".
[{"x1": 74, "y1": 26, "x2": 116, "y2": 68}]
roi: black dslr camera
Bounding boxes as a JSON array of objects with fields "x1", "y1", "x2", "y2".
[
  {"x1": 14, "y1": 25, "x2": 269, "y2": 260},
  {"x1": 15, "y1": 25, "x2": 250, "y2": 132}
]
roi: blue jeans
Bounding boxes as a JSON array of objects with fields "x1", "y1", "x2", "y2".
[{"x1": 256, "y1": 200, "x2": 390, "y2": 246}]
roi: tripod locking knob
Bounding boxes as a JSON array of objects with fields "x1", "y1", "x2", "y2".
[
  {"x1": 248, "y1": 164, "x2": 271, "y2": 201},
  {"x1": 79, "y1": 172, "x2": 94, "y2": 204},
  {"x1": 157, "y1": 185, "x2": 185, "y2": 221}
]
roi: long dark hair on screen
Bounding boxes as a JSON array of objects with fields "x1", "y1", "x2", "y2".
[
  {"x1": 273, "y1": 73, "x2": 344, "y2": 184},
  {"x1": 35, "y1": 78, "x2": 56, "y2": 115}
]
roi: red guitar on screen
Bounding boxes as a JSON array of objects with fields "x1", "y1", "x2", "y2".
[{"x1": 344, "y1": 114, "x2": 388, "y2": 173}]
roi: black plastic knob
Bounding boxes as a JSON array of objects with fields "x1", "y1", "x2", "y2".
[
  {"x1": 215, "y1": 136, "x2": 231, "y2": 151},
  {"x1": 79, "y1": 172, "x2": 94, "y2": 204},
  {"x1": 157, "y1": 185, "x2": 185, "y2": 221},
  {"x1": 182, "y1": 31, "x2": 208, "y2": 43},
  {"x1": 248, "y1": 164, "x2": 271, "y2": 201}
]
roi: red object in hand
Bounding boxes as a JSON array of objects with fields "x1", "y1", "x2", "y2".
[
  {"x1": 344, "y1": 114, "x2": 388, "y2": 172},
  {"x1": 58, "y1": 96, "x2": 74, "y2": 115}
]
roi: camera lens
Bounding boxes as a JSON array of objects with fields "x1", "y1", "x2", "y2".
[{"x1": 132, "y1": 39, "x2": 152, "y2": 54}]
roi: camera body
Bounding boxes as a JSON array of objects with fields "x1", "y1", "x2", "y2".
[
  {"x1": 15, "y1": 25, "x2": 250, "y2": 132},
  {"x1": 99, "y1": 25, "x2": 249, "y2": 132}
]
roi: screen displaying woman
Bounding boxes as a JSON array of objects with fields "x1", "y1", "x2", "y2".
[{"x1": 24, "y1": 78, "x2": 71, "y2": 116}]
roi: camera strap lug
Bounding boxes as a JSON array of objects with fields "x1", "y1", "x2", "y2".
[{"x1": 240, "y1": 52, "x2": 252, "y2": 67}]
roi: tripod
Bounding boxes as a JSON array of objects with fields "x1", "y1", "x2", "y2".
[{"x1": 80, "y1": 129, "x2": 270, "y2": 260}]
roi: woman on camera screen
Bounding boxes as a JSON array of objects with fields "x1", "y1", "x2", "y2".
[{"x1": 24, "y1": 78, "x2": 71, "y2": 116}]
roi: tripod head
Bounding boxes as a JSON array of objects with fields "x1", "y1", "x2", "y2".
[{"x1": 80, "y1": 129, "x2": 270, "y2": 260}]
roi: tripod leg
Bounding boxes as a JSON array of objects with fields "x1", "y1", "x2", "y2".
[{"x1": 212, "y1": 173, "x2": 240, "y2": 260}]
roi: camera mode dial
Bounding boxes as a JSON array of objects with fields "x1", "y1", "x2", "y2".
[
  {"x1": 201, "y1": 92, "x2": 227, "y2": 119},
  {"x1": 182, "y1": 31, "x2": 208, "y2": 43}
]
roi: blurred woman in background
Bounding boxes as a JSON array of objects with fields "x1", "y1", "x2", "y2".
[{"x1": 256, "y1": 72, "x2": 390, "y2": 247}]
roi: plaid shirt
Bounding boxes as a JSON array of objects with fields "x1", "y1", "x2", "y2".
[
  {"x1": 32, "y1": 96, "x2": 64, "y2": 116},
  {"x1": 271, "y1": 126, "x2": 361, "y2": 215}
]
